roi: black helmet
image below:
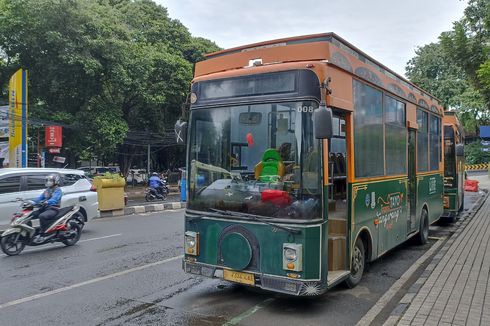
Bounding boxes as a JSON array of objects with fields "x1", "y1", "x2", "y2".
[{"x1": 45, "y1": 174, "x2": 60, "y2": 187}]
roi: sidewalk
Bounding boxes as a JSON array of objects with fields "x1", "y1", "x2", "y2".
[{"x1": 387, "y1": 175, "x2": 490, "y2": 326}]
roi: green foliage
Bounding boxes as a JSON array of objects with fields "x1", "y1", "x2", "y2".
[
  {"x1": 465, "y1": 141, "x2": 490, "y2": 164},
  {"x1": 453, "y1": 87, "x2": 488, "y2": 134},
  {"x1": 406, "y1": 0, "x2": 490, "y2": 135},
  {"x1": 406, "y1": 43, "x2": 467, "y2": 108},
  {"x1": 94, "y1": 172, "x2": 124, "y2": 180},
  {"x1": 0, "y1": 0, "x2": 221, "y2": 172}
]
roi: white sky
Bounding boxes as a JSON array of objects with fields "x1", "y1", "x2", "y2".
[{"x1": 157, "y1": 0, "x2": 467, "y2": 77}]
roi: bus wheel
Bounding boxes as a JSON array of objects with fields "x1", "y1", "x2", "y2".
[
  {"x1": 416, "y1": 208, "x2": 429, "y2": 245},
  {"x1": 345, "y1": 238, "x2": 365, "y2": 288}
]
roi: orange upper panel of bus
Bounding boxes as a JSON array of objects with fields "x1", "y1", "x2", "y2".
[
  {"x1": 444, "y1": 111, "x2": 464, "y2": 139},
  {"x1": 194, "y1": 32, "x2": 444, "y2": 115}
]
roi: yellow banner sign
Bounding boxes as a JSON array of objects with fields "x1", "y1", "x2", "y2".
[{"x1": 8, "y1": 69, "x2": 28, "y2": 168}]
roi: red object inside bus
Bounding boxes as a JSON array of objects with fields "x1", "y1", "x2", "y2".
[{"x1": 261, "y1": 189, "x2": 292, "y2": 206}]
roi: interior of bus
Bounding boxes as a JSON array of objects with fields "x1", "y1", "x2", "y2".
[{"x1": 328, "y1": 110, "x2": 348, "y2": 276}]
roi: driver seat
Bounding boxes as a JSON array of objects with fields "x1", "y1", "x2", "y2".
[{"x1": 254, "y1": 148, "x2": 285, "y2": 182}]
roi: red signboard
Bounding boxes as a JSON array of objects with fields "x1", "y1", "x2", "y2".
[{"x1": 45, "y1": 126, "x2": 62, "y2": 148}]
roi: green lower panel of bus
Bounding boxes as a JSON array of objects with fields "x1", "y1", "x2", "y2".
[
  {"x1": 417, "y1": 174, "x2": 444, "y2": 224},
  {"x1": 349, "y1": 173, "x2": 443, "y2": 260},
  {"x1": 184, "y1": 216, "x2": 328, "y2": 295},
  {"x1": 443, "y1": 187, "x2": 460, "y2": 217}
]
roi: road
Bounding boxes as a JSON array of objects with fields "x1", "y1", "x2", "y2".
[{"x1": 0, "y1": 192, "x2": 480, "y2": 326}]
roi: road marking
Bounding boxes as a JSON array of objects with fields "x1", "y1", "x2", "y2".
[
  {"x1": 0, "y1": 255, "x2": 184, "y2": 310},
  {"x1": 223, "y1": 298, "x2": 275, "y2": 326},
  {"x1": 79, "y1": 233, "x2": 122, "y2": 243},
  {"x1": 355, "y1": 238, "x2": 445, "y2": 326}
]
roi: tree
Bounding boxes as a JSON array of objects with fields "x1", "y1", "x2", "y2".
[
  {"x1": 440, "y1": 0, "x2": 490, "y2": 102},
  {"x1": 0, "y1": 0, "x2": 221, "y2": 173},
  {"x1": 406, "y1": 0, "x2": 490, "y2": 135},
  {"x1": 406, "y1": 42, "x2": 468, "y2": 108}
]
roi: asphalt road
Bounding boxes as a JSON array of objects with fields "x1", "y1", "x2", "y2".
[{"x1": 0, "y1": 191, "x2": 480, "y2": 326}]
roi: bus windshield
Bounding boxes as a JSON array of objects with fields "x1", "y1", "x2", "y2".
[
  {"x1": 188, "y1": 101, "x2": 322, "y2": 221},
  {"x1": 444, "y1": 126, "x2": 455, "y2": 187}
]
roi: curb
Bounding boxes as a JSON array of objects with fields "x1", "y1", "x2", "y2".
[
  {"x1": 382, "y1": 190, "x2": 489, "y2": 326},
  {"x1": 99, "y1": 201, "x2": 186, "y2": 218},
  {"x1": 126, "y1": 191, "x2": 180, "y2": 199}
]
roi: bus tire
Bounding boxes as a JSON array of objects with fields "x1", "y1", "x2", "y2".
[
  {"x1": 416, "y1": 208, "x2": 429, "y2": 245},
  {"x1": 345, "y1": 237, "x2": 365, "y2": 288}
]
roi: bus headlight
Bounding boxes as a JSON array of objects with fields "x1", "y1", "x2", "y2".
[
  {"x1": 185, "y1": 231, "x2": 199, "y2": 256},
  {"x1": 284, "y1": 248, "x2": 297, "y2": 262},
  {"x1": 185, "y1": 236, "x2": 196, "y2": 248},
  {"x1": 283, "y1": 243, "x2": 303, "y2": 272}
]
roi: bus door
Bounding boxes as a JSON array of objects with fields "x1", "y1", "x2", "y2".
[
  {"x1": 407, "y1": 129, "x2": 417, "y2": 233},
  {"x1": 327, "y1": 111, "x2": 348, "y2": 273}
]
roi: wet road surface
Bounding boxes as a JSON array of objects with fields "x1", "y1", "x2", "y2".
[{"x1": 0, "y1": 191, "x2": 480, "y2": 325}]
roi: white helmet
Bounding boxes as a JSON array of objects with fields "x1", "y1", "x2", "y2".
[{"x1": 45, "y1": 174, "x2": 60, "y2": 188}]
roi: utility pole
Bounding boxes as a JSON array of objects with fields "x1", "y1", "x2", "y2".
[
  {"x1": 37, "y1": 128, "x2": 40, "y2": 167},
  {"x1": 147, "y1": 144, "x2": 151, "y2": 175}
]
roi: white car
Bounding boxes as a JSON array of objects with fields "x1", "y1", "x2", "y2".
[
  {"x1": 0, "y1": 168, "x2": 99, "y2": 226},
  {"x1": 126, "y1": 169, "x2": 147, "y2": 185}
]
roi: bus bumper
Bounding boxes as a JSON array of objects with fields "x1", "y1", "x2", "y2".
[{"x1": 183, "y1": 259, "x2": 326, "y2": 296}]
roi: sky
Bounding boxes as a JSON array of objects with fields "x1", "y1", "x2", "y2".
[{"x1": 157, "y1": 0, "x2": 468, "y2": 78}]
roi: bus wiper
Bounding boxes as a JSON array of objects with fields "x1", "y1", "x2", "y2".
[{"x1": 209, "y1": 208, "x2": 301, "y2": 235}]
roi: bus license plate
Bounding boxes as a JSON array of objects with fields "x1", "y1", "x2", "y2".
[{"x1": 223, "y1": 269, "x2": 255, "y2": 285}]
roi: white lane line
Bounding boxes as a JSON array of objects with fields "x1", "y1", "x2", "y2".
[
  {"x1": 0, "y1": 254, "x2": 184, "y2": 310},
  {"x1": 79, "y1": 233, "x2": 122, "y2": 243},
  {"x1": 223, "y1": 298, "x2": 275, "y2": 325}
]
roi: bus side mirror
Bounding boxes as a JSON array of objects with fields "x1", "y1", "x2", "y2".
[
  {"x1": 314, "y1": 104, "x2": 333, "y2": 139},
  {"x1": 456, "y1": 144, "x2": 464, "y2": 157},
  {"x1": 175, "y1": 119, "x2": 187, "y2": 145}
]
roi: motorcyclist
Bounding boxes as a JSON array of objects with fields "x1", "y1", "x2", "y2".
[
  {"x1": 32, "y1": 174, "x2": 63, "y2": 237},
  {"x1": 148, "y1": 172, "x2": 166, "y2": 198}
]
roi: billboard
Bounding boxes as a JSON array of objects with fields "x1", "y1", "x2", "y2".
[
  {"x1": 8, "y1": 69, "x2": 28, "y2": 168},
  {"x1": 45, "y1": 126, "x2": 62, "y2": 148}
]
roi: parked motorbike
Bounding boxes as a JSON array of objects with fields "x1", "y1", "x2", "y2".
[
  {"x1": 145, "y1": 185, "x2": 168, "y2": 202},
  {"x1": 0, "y1": 201, "x2": 83, "y2": 256}
]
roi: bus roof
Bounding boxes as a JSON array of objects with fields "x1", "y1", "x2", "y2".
[{"x1": 196, "y1": 32, "x2": 443, "y2": 111}]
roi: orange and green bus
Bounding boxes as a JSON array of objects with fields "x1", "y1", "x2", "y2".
[
  {"x1": 177, "y1": 33, "x2": 445, "y2": 295},
  {"x1": 443, "y1": 111, "x2": 465, "y2": 222}
]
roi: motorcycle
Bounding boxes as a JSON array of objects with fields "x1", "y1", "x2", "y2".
[
  {"x1": 0, "y1": 201, "x2": 83, "y2": 256},
  {"x1": 145, "y1": 186, "x2": 168, "y2": 201}
]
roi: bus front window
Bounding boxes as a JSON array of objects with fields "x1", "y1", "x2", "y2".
[
  {"x1": 188, "y1": 101, "x2": 322, "y2": 221},
  {"x1": 444, "y1": 126, "x2": 456, "y2": 188}
]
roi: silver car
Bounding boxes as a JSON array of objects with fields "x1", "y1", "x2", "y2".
[{"x1": 0, "y1": 168, "x2": 99, "y2": 226}]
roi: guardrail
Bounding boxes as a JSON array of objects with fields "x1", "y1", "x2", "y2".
[{"x1": 465, "y1": 163, "x2": 489, "y2": 171}]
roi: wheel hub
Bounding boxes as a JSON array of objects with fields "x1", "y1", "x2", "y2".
[{"x1": 352, "y1": 247, "x2": 362, "y2": 274}]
